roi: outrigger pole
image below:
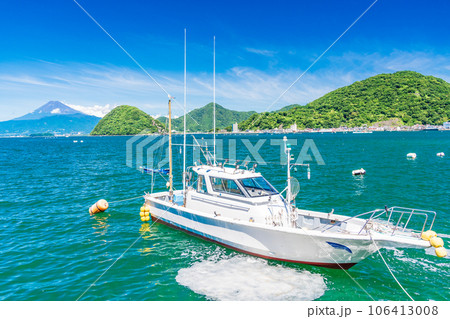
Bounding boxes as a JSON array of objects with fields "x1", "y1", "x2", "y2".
[
  {"x1": 213, "y1": 36, "x2": 216, "y2": 164},
  {"x1": 168, "y1": 96, "x2": 174, "y2": 199},
  {"x1": 183, "y1": 29, "x2": 187, "y2": 202}
]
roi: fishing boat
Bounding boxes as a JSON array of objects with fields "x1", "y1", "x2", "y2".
[
  {"x1": 144, "y1": 135, "x2": 446, "y2": 268},
  {"x1": 141, "y1": 35, "x2": 446, "y2": 270}
]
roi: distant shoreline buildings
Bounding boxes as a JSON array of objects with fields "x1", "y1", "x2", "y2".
[{"x1": 219, "y1": 122, "x2": 450, "y2": 135}]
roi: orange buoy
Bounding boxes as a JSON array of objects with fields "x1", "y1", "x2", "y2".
[{"x1": 89, "y1": 199, "x2": 109, "y2": 215}]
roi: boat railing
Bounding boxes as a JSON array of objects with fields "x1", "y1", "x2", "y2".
[
  {"x1": 322, "y1": 206, "x2": 436, "y2": 236},
  {"x1": 385, "y1": 206, "x2": 436, "y2": 236}
]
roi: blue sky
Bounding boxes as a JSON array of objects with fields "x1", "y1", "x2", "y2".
[{"x1": 0, "y1": 0, "x2": 449, "y2": 120}]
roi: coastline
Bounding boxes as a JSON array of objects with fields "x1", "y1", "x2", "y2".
[{"x1": 1, "y1": 128, "x2": 449, "y2": 138}]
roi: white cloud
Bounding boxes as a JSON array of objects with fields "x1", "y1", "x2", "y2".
[
  {"x1": 0, "y1": 75, "x2": 60, "y2": 87},
  {"x1": 65, "y1": 103, "x2": 115, "y2": 118},
  {"x1": 245, "y1": 48, "x2": 277, "y2": 57}
]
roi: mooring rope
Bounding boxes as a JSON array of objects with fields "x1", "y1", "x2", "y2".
[
  {"x1": 76, "y1": 203, "x2": 172, "y2": 301},
  {"x1": 297, "y1": 227, "x2": 375, "y2": 301},
  {"x1": 108, "y1": 195, "x2": 144, "y2": 204},
  {"x1": 370, "y1": 235, "x2": 415, "y2": 301}
]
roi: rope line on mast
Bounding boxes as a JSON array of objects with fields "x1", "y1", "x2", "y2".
[
  {"x1": 72, "y1": 0, "x2": 199, "y2": 126},
  {"x1": 246, "y1": 0, "x2": 379, "y2": 129}
]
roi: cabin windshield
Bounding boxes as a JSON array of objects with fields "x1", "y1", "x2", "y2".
[
  {"x1": 238, "y1": 177, "x2": 278, "y2": 197},
  {"x1": 210, "y1": 177, "x2": 245, "y2": 197}
]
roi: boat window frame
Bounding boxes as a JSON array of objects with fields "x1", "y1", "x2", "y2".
[
  {"x1": 197, "y1": 174, "x2": 208, "y2": 193},
  {"x1": 237, "y1": 176, "x2": 279, "y2": 197},
  {"x1": 209, "y1": 176, "x2": 247, "y2": 198}
]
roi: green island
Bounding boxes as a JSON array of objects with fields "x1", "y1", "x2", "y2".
[
  {"x1": 91, "y1": 105, "x2": 165, "y2": 135},
  {"x1": 239, "y1": 71, "x2": 450, "y2": 130}
]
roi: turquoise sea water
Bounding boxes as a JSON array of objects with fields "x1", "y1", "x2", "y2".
[{"x1": 0, "y1": 131, "x2": 449, "y2": 301}]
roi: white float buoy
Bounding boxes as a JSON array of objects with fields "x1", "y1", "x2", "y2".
[
  {"x1": 352, "y1": 168, "x2": 366, "y2": 176},
  {"x1": 437, "y1": 152, "x2": 445, "y2": 157},
  {"x1": 407, "y1": 153, "x2": 416, "y2": 159}
]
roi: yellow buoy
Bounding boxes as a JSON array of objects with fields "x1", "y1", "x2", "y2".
[
  {"x1": 140, "y1": 206, "x2": 145, "y2": 213},
  {"x1": 144, "y1": 211, "x2": 149, "y2": 217},
  {"x1": 145, "y1": 216, "x2": 150, "y2": 221},
  {"x1": 421, "y1": 230, "x2": 437, "y2": 241},
  {"x1": 145, "y1": 206, "x2": 150, "y2": 213},
  {"x1": 430, "y1": 237, "x2": 444, "y2": 248},
  {"x1": 89, "y1": 199, "x2": 109, "y2": 215},
  {"x1": 435, "y1": 247, "x2": 447, "y2": 258},
  {"x1": 139, "y1": 211, "x2": 145, "y2": 217},
  {"x1": 140, "y1": 216, "x2": 146, "y2": 222}
]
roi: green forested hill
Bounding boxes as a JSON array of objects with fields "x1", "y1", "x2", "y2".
[
  {"x1": 165, "y1": 103, "x2": 255, "y2": 132},
  {"x1": 239, "y1": 71, "x2": 450, "y2": 130},
  {"x1": 90, "y1": 105, "x2": 165, "y2": 135}
]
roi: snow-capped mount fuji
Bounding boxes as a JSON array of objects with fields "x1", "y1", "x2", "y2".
[
  {"x1": 12, "y1": 101, "x2": 83, "y2": 121},
  {"x1": 0, "y1": 101, "x2": 101, "y2": 135}
]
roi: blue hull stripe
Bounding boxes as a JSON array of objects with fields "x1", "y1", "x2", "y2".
[{"x1": 326, "y1": 241, "x2": 353, "y2": 254}]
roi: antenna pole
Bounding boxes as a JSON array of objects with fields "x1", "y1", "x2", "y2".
[
  {"x1": 213, "y1": 36, "x2": 216, "y2": 164},
  {"x1": 183, "y1": 29, "x2": 187, "y2": 202},
  {"x1": 168, "y1": 97, "x2": 173, "y2": 199},
  {"x1": 283, "y1": 136, "x2": 291, "y2": 225}
]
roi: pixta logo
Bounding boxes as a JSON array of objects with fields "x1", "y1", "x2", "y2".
[
  {"x1": 126, "y1": 134, "x2": 169, "y2": 170},
  {"x1": 126, "y1": 133, "x2": 325, "y2": 170}
]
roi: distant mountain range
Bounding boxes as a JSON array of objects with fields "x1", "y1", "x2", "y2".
[
  {"x1": 12, "y1": 101, "x2": 82, "y2": 120},
  {"x1": 0, "y1": 101, "x2": 101, "y2": 135},
  {"x1": 157, "y1": 103, "x2": 256, "y2": 132}
]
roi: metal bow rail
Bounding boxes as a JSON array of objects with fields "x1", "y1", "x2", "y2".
[{"x1": 322, "y1": 206, "x2": 437, "y2": 236}]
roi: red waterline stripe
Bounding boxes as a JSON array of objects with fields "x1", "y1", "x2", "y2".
[{"x1": 151, "y1": 216, "x2": 357, "y2": 270}]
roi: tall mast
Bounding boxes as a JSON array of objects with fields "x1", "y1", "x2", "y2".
[
  {"x1": 168, "y1": 97, "x2": 173, "y2": 198},
  {"x1": 183, "y1": 29, "x2": 187, "y2": 197},
  {"x1": 213, "y1": 36, "x2": 216, "y2": 164},
  {"x1": 283, "y1": 136, "x2": 292, "y2": 226},
  {"x1": 284, "y1": 136, "x2": 291, "y2": 206}
]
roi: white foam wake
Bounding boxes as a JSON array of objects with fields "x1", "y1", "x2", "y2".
[{"x1": 176, "y1": 255, "x2": 327, "y2": 301}]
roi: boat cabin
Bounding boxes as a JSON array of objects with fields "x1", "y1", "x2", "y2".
[
  {"x1": 184, "y1": 165, "x2": 285, "y2": 222},
  {"x1": 190, "y1": 165, "x2": 279, "y2": 199}
]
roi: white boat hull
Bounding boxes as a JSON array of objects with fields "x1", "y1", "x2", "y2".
[{"x1": 147, "y1": 195, "x2": 386, "y2": 269}]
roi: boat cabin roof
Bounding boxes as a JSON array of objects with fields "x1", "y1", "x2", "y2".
[{"x1": 192, "y1": 165, "x2": 261, "y2": 180}]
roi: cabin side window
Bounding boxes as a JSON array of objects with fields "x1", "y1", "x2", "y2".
[
  {"x1": 210, "y1": 177, "x2": 245, "y2": 197},
  {"x1": 197, "y1": 175, "x2": 208, "y2": 193}
]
